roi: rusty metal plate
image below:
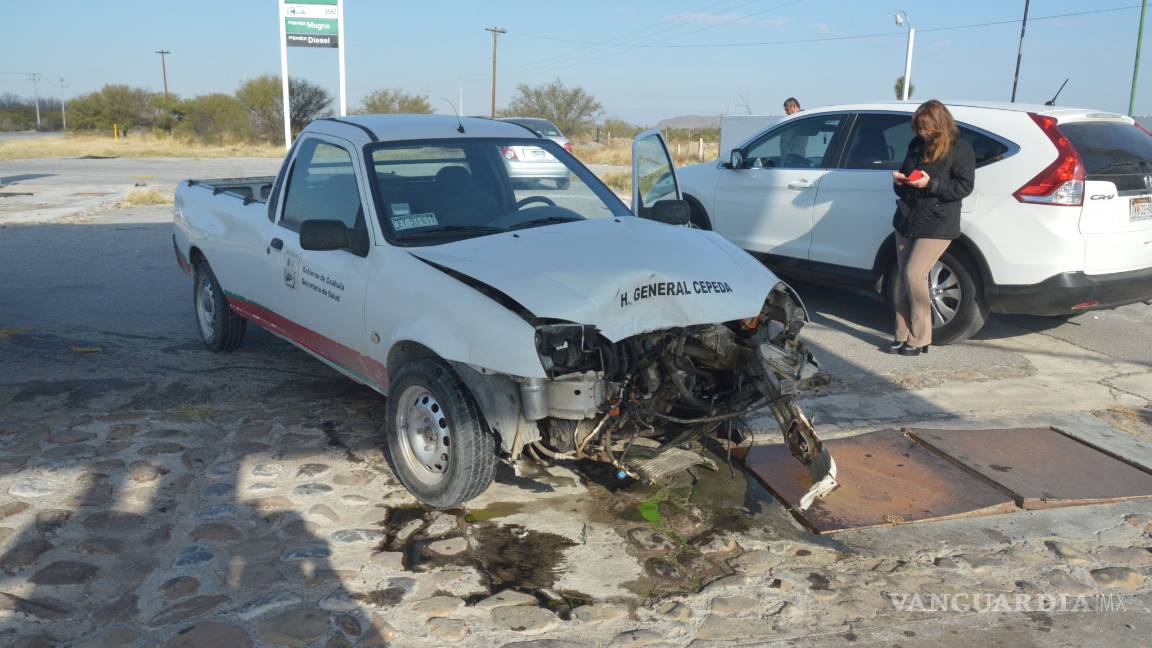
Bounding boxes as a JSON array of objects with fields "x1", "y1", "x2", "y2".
[
  {"x1": 908, "y1": 427, "x2": 1152, "y2": 510},
  {"x1": 736, "y1": 429, "x2": 1018, "y2": 533}
]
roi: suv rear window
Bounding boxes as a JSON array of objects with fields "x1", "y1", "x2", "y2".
[
  {"x1": 506, "y1": 118, "x2": 562, "y2": 137},
  {"x1": 1060, "y1": 121, "x2": 1152, "y2": 194},
  {"x1": 959, "y1": 128, "x2": 1011, "y2": 168}
]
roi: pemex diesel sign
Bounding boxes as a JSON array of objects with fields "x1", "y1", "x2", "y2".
[
  {"x1": 277, "y1": 0, "x2": 348, "y2": 147},
  {"x1": 285, "y1": 0, "x2": 339, "y2": 48}
]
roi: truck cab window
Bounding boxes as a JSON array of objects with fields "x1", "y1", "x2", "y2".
[{"x1": 281, "y1": 139, "x2": 365, "y2": 235}]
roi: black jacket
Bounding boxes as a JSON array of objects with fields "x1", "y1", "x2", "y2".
[{"x1": 892, "y1": 136, "x2": 975, "y2": 239}]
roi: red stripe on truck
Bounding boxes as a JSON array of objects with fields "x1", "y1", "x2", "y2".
[
  {"x1": 224, "y1": 293, "x2": 389, "y2": 391},
  {"x1": 173, "y1": 237, "x2": 191, "y2": 275}
]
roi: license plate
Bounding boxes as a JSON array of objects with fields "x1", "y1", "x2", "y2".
[
  {"x1": 1131, "y1": 196, "x2": 1152, "y2": 222},
  {"x1": 532, "y1": 149, "x2": 548, "y2": 159}
]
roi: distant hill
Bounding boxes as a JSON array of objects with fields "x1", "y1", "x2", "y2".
[{"x1": 656, "y1": 115, "x2": 722, "y2": 130}]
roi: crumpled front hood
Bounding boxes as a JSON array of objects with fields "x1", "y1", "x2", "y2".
[{"x1": 411, "y1": 217, "x2": 780, "y2": 341}]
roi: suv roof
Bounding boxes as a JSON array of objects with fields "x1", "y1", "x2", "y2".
[{"x1": 800, "y1": 101, "x2": 1134, "y2": 124}]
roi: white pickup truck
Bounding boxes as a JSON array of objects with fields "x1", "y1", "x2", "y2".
[{"x1": 173, "y1": 115, "x2": 835, "y2": 507}]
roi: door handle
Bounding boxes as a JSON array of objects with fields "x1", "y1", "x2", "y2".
[
  {"x1": 787, "y1": 180, "x2": 814, "y2": 190},
  {"x1": 270, "y1": 237, "x2": 284, "y2": 250}
]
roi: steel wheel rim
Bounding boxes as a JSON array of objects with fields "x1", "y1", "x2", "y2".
[
  {"x1": 395, "y1": 385, "x2": 452, "y2": 486},
  {"x1": 196, "y1": 275, "x2": 217, "y2": 340},
  {"x1": 928, "y1": 260, "x2": 962, "y2": 327}
]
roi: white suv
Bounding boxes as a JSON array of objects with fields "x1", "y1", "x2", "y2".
[{"x1": 676, "y1": 101, "x2": 1152, "y2": 343}]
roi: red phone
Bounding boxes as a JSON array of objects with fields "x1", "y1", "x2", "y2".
[{"x1": 907, "y1": 169, "x2": 925, "y2": 182}]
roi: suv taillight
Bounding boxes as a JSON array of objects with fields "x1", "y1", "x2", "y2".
[
  {"x1": 501, "y1": 146, "x2": 518, "y2": 161},
  {"x1": 1013, "y1": 113, "x2": 1084, "y2": 206},
  {"x1": 563, "y1": 142, "x2": 573, "y2": 153}
]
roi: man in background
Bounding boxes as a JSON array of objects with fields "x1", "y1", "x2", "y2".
[{"x1": 780, "y1": 97, "x2": 807, "y2": 162}]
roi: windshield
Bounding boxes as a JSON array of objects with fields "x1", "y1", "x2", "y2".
[
  {"x1": 505, "y1": 118, "x2": 562, "y2": 137},
  {"x1": 366, "y1": 138, "x2": 630, "y2": 245}
]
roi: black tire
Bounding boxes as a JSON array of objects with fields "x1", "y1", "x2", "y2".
[
  {"x1": 685, "y1": 195, "x2": 712, "y2": 230},
  {"x1": 555, "y1": 177, "x2": 571, "y2": 190},
  {"x1": 384, "y1": 359, "x2": 497, "y2": 507},
  {"x1": 883, "y1": 248, "x2": 989, "y2": 345},
  {"x1": 193, "y1": 261, "x2": 246, "y2": 351}
]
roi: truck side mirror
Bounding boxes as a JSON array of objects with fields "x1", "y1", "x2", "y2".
[
  {"x1": 646, "y1": 199, "x2": 691, "y2": 226},
  {"x1": 729, "y1": 149, "x2": 745, "y2": 169},
  {"x1": 299, "y1": 219, "x2": 350, "y2": 251}
]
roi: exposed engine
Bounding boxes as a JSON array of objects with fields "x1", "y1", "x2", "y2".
[{"x1": 523, "y1": 284, "x2": 838, "y2": 508}]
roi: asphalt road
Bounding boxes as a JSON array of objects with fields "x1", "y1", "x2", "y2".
[
  {"x1": 2, "y1": 156, "x2": 1151, "y2": 409},
  {"x1": 0, "y1": 131, "x2": 60, "y2": 144}
]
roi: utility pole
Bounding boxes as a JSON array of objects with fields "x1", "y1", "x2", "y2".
[
  {"x1": 58, "y1": 78, "x2": 67, "y2": 130},
  {"x1": 154, "y1": 49, "x2": 171, "y2": 100},
  {"x1": 1010, "y1": 0, "x2": 1031, "y2": 102},
  {"x1": 27, "y1": 73, "x2": 42, "y2": 129},
  {"x1": 1131, "y1": 0, "x2": 1148, "y2": 116},
  {"x1": 484, "y1": 27, "x2": 506, "y2": 118}
]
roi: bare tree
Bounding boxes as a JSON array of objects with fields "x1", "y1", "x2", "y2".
[
  {"x1": 359, "y1": 89, "x2": 433, "y2": 114},
  {"x1": 67, "y1": 84, "x2": 156, "y2": 133},
  {"x1": 236, "y1": 75, "x2": 332, "y2": 143},
  {"x1": 288, "y1": 78, "x2": 332, "y2": 135},
  {"x1": 501, "y1": 79, "x2": 602, "y2": 136}
]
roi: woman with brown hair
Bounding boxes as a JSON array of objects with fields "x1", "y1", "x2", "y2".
[{"x1": 886, "y1": 100, "x2": 976, "y2": 356}]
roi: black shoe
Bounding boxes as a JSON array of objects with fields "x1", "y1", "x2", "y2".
[
  {"x1": 898, "y1": 344, "x2": 929, "y2": 356},
  {"x1": 884, "y1": 341, "x2": 905, "y2": 354}
]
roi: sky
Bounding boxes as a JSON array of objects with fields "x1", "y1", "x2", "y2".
[{"x1": 1, "y1": 0, "x2": 1149, "y2": 124}]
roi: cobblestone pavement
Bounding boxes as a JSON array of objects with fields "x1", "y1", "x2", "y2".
[
  {"x1": 2, "y1": 166, "x2": 1152, "y2": 646},
  {"x1": 1, "y1": 387, "x2": 1151, "y2": 647}
]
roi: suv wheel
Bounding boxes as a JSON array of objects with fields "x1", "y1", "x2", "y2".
[
  {"x1": 685, "y1": 196, "x2": 712, "y2": 230},
  {"x1": 884, "y1": 248, "x2": 989, "y2": 345}
]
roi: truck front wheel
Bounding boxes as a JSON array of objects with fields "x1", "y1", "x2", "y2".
[
  {"x1": 193, "y1": 261, "x2": 246, "y2": 351},
  {"x1": 385, "y1": 359, "x2": 497, "y2": 507}
]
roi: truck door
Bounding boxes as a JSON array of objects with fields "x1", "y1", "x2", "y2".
[
  {"x1": 266, "y1": 135, "x2": 378, "y2": 387},
  {"x1": 713, "y1": 114, "x2": 848, "y2": 262},
  {"x1": 632, "y1": 128, "x2": 681, "y2": 214}
]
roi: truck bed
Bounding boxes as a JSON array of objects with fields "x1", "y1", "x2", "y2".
[{"x1": 188, "y1": 176, "x2": 276, "y2": 203}]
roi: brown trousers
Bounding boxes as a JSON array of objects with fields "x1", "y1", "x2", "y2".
[{"x1": 893, "y1": 232, "x2": 951, "y2": 347}]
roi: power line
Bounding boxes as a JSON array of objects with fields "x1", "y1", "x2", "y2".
[
  {"x1": 484, "y1": 27, "x2": 507, "y2": 118},
  {"x1": 511, "y1": 4, "x2": 1139, "y2": 50},
  {"x1": 27, "y1": 73, "x2": 42, "y2": 129},
  {"x1": 58, "y1": 78, "x2": 67, "y2": 130},
  {"x1": 511, "y1": 0, "x2": 810, "y2": 79},
  {"x1": 507, "y1": 0, "x2": 755, "y2": 76},
  {"x1": 511, "y1": 0, "x2": 789, "y2": 77},
  {"x1": 155, "y1": 50, "x2": 171, "y2": 100}
]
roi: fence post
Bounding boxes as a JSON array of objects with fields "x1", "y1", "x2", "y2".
[
  {"x1": 698, "y1": 138, "x2": 704, "y2": 162},
  {"x1": 113, "y1": 124, "x2": 119, "y2": 142}
]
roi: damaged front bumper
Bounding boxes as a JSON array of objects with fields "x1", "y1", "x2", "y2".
[{"x1": 458, "y1": 282, "x2": 839, "y2": 509}]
